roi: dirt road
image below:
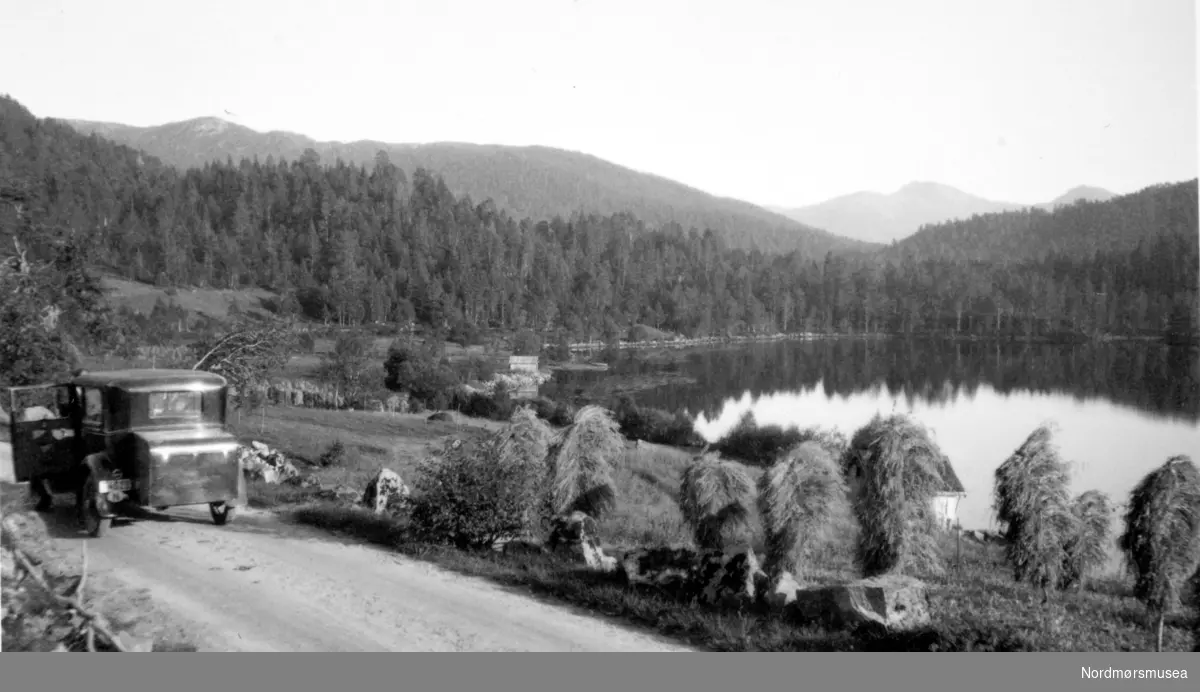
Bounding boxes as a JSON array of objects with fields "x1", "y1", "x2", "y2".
[{"x1": 9, "y1": 453, "x2": 693, "y2": 652}]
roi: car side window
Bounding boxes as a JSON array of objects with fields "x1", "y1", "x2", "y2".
[{"x1": 83, "y1": 388, "x2": 103, "y2": 427}]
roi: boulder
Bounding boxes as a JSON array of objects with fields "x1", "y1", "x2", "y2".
[
  {"x1": 545, "y1": 511, "x2": 598, "y2": 549},
  {"x1": 620, "y1": 546, "x2": 699, "y2": 592},
  {"x1": 237, "y1": 442, "x2": 299, "y2": 484},
  {"x1": 786, "y1": 573, "x2": 931, "y2": 632},
  {"x1": 544, "y1": 511, "x2": 616, "y2": 572},
  {"x1": 765, "y1": 571, "x2": 806, "y2": 609},
  {"x1": 694, "y1": 547, "x2": 770, "y2": 608},
  {"x1": 361, "y1": 468, "x2": 411, "y2": 515}
]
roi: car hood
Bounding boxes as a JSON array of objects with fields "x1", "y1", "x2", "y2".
[{"x1": 135, "y1": 427, "x2": 239, "y2": 449}]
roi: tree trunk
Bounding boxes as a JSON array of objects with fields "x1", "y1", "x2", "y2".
[{"x1": 1157, "y1": 611, "x2": 1164, "y2": 652}]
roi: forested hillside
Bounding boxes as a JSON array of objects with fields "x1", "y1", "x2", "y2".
[
  {"x1": 65, "y1": 115, "x2": 869, "y2": 257},
  {"x1": 2, "y1": 95, "x2": 1197, "y2": 345},
  {"x1": 886, "y1": 182, "x2": 1198, "y2": 263}
]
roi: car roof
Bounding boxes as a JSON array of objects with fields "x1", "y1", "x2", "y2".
[{"x1": 70, "y1": 369, "x2": 228, "y2": 393}]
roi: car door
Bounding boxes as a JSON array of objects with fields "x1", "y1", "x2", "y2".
[{"x1": 7, "y1": 383, "x2": 78, "y2": 483}]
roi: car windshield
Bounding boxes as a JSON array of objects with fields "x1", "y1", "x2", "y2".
[{"x1": 148, "y1": 391, "x2": 203, "y2": 419}]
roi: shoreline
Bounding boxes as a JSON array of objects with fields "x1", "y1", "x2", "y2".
[{"x1": 560, "y1": 331, "x2": 1175, "y2": 355}]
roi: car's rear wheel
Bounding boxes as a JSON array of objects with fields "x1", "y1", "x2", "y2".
[
  {"x1": 209, "y1": 501, "x2": 236, "y2": 526},
  {"x1": 77, "y1": 475, "x2": 111, "y2": 538}
]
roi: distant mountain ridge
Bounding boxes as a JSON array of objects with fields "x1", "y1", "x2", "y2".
[
  {"x1": 770, "y1": 181, "x2": 1117, "y2": 244},
  {"x1": 63, "y1": 115, "x2": 875, "y2": 257}
]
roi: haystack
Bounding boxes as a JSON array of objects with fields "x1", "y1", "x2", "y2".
[
  {"x1": 844, "y1": 413, "x2": 946, "y2": 578},
  {"x1": 679, "y1": 452, "x2": 755, "y2": 552},
  {"x1": 1060, "y1": 489, "x2": 1113, "y2": 590},
  {"x1": 1118, "y1": 455, "x2": 1200, "y2": 651},
  {"x1": 492, "y1": 406, "x2": 555, "y2": 532},
  {"x1": 545, "y1": 405, "x2": 624, "y2": 521},
  {"x1": 993, "y1": 424, "x2": 1076, "y2": 593},
  {"x1": 757, "y1": 441, "x2": 850, "y2": 581}
]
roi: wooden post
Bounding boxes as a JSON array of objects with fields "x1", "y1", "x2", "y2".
[{"x1": 955, "y1": 517, "x2": 962, "y2": 572}]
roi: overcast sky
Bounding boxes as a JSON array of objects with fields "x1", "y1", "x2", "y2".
[{"x1": 4, "y1": 0, "x2": 1196, "y2": 207}]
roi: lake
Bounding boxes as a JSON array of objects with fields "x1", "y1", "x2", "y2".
[{"x1": 541, "y1": 339, "x2": 1200, "y2": 533}]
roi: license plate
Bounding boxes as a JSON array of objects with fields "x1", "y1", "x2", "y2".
[{"x1": 107, "y1": 479, "x2": 131, "y2": 492}]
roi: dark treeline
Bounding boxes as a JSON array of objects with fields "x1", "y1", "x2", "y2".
[
  {"x1": 2, "y1": 95, "x2": 1197, "y2": 344},
  {"x1": 544, "y1": 340, "x2": 1200, "y2": 422}
]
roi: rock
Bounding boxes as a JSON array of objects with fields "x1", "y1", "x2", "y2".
[
  {"x1": 620, "y1": 546, "x2": 699, "y2": 592},
  {"x1": 765, "y1": 571, "x2": 805, "y2": 609},
  {"x1": 545, "y1": 511, "x2": 598, "y2": 549},
  {"x1": 361, "y1": 468, "x2": 411, "y2": 515},
  {"x1": 237, "y1": 443, "x2": 299, "y2": 484},
  {"x1": 544, "y1": 512, "x2": 615, "y2": 572},
  {"x1": 694, "y1": 547, "x2": 769, "y2": 608},
  {"x1": 787, "y1": 573, "x2": 931, "y2": 632}
]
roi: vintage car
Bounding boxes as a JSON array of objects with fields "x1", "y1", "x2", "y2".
[{"x1": 7, "y1": 369, "x2": 246, "y2": 537}]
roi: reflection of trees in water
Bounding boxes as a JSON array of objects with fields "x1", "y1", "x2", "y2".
[{"x1": 547, "y1": 341, "x2": 1200, "y2": 423}]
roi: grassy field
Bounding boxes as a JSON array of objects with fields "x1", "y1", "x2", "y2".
[
  {"x1": 227, "y1": 405, "x2": 1198, "y2": 652},
  {"x1": 100, "y1": 276, "x2": 279, "y2": 321}
]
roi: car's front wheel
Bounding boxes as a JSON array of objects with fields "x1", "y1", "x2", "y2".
[
  {"x1": 77, "y1": 474, "x2": 111, "y2": 538},
  {"x1": 209, "y1": 501, "x2": 236, "y2": 526}
]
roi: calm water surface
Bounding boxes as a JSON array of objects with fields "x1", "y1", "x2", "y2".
[{"x1": 544, "y1": 340, "x2": 1200, "y2": 532}]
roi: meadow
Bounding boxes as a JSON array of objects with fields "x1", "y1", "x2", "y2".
[{"x1": 229, "y1": 404, "x2": 1198, "y2": 652}]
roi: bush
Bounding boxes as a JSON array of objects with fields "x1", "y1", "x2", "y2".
[
  {"x1": 451, "y1": 388, "x2": 517, "y2": 422},
  {"x1": 383, "y1": 340, "x2": 462, "y2": 409},
  {"x1": 531, "y1": 396, "x2": 576, "y2": 427},
  {"x1": 318, "y1": 440, "x2": 348, "y2": 468},
  {"x1": 550, "y1": 332, "x2": 572, "y2": 362},
  {"x1": 447, "y1": 320, "x2": 482, "y2": 349},
  {"x1": 408, "y1": 437, "x2": 536, "y2": 550},
  {"x1": 613, "y1": 397, "x2": 705, "y2": 447},
  {"x1": 512, "y1": 330, "x2": 542, "y2": 357},
  {"x1": 712, "y1": 412, "x2": 811, "y2": 466},
  {"x1": 454, "y1": 354, "x2": 497, "y2": 383}
]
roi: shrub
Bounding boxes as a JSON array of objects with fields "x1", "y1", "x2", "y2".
[
  {"x1": 845, "y1": 413, "x2": 946, "y2": 578},
  {"x1": 612, "y1": 397, "x2": 705, "y2": 447},
  {"x1": 679, "y1": 452, "x2": 755, "y2": 552},
  {"x1": 451, "y1": 387, "x2": 517, "y2": 422},
  {"x1": 712, "y1": 411, "x2": 810, "y2": 467},
  {"x1": 383, "y1": 340, "x2": 461, "y2": 409},
  {"x1": 318, "y1": 439, "x2": 348, "y2": 468},
  {"x1": 758, "y1": 441, "x2": 850, "y2": 580},
  {"x1": 408, "y1": 437, "x2": 535, "y2": 550},
  {"x1": 454, "y1": 354, "x2": 497, "y2": 383},
  {"x1": 447, "y1": 319, "x2": 482, "y2": 349},
  {"x1": 550, "y1": 332, "x2": 572, "y2": 362},
  {"x1": 512, "y1": 330, "x2": 542, "y2": 357},
  {"x1": 993, "y1": 424, "x2": 1076, "y2": 594},
  {"x1": 1118, "y1": 455, "x2": 1200, "y2": 651},
  {"x1": 531, "y1": 396, "x2": 576, "y2": 426}
]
